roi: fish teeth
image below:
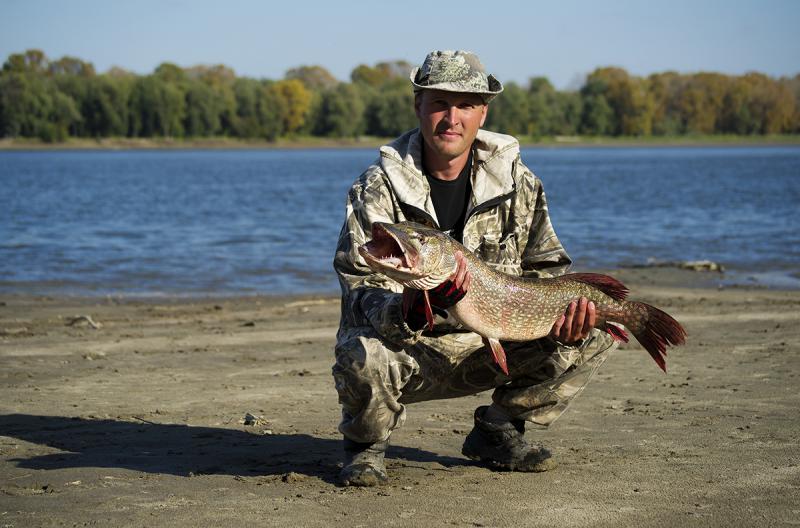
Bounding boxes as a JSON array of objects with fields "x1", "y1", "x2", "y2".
[{"x1": 381, "y1": 256, "x2": 403, "y2": 266}]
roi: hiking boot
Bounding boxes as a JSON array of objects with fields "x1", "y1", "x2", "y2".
[
  {"x1": 461, "y1": 406, "x2": 557, "y2": 472},
  {"x1": 340, "y1": 437, "x2": 389, "y2": 486}
]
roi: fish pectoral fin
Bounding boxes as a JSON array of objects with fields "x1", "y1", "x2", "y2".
[
  {"x1": 402, "y1": 288, "x2": 417, "y2": 320},
  {"x1": 422, "y1": 290, "x2": 435, "y2": 331},
  {"x1": 402, "y1": 288, "x2": 435, "y2": 331},
  {"x1": 484, "y1": 337, "x2": 509, "y2": 376}
]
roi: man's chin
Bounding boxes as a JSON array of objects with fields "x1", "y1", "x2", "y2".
[{"x1": 431, "y1": 139, "x2": 467, "y2": 159}]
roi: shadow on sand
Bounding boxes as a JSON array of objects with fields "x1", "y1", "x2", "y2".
[{"x1": 0, "y1": 414, "x2": 469, "y2": 484}]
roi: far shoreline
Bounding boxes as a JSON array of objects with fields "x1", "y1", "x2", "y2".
[
  {"x1": 2, "y1": 134, "x2": 800, "y2": 151},
  {"x1": 2, "y1": 267, "x2": 797, "y2": 304}
]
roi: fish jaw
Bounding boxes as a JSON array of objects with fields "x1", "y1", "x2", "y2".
[
  {"x1": 358, "y1": 223, "x2": 424, "y2": 283},
  {"x1": 359, "y1": 221, "x2": 458, "y2": 290}
]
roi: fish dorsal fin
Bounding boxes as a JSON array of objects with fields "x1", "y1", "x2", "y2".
[{"x1": 562, "y1": 273, "x2": 629, "y2": 301}]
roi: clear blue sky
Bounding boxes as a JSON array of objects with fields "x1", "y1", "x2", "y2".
[{"x1": 2, "y1": 0, "x2": 798, "y2": 89}]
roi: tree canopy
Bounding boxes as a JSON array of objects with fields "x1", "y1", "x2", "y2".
[{"x1": 1, "y1": 49, "x2": 797, "y2": 142}]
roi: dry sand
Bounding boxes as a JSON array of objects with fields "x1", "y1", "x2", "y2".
[{"x1": 1, "y1": 268, "x2": 798, "y2": 527}]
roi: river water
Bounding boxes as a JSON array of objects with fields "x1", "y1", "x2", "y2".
[{"x1": 1, "y1": 146, "x2": 798, "y2": 296}]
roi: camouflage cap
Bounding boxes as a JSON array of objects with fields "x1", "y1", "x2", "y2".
[{"x1": 410, "y1": 50, "x2": 503, "y2": 102}]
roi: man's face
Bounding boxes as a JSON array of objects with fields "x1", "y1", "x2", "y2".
[{"x1": 415, "y1": 90, "x2": 488, "y2": 163}]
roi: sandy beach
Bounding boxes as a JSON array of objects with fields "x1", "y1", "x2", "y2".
[{"x1": 1, "y1": 267, "x2": 798, "y2": 527}]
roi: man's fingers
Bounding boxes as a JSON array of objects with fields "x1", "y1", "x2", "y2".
[
  {"x1": 582, "y1": 301, "x2": 596, "y2": 337},
  {"x1": 553, "y1": 298, "x2": 595, "y2": 343},
  {"x1": 452, "y1": 251, "x2": 469, "y2": 289},
  {"x1": 572, "y1": 297, "x2": 588, "y2": 341},
  {"x1": 561, "y1": 301, "x2": 576, "y2": 341},
  {"x1": 551, "y1": 314, "x2": 565, "y2": 337}
]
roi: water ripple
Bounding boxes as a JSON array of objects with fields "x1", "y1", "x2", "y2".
[{"x1": 1, "y1": 147, "x2": 798, "y2": 295}]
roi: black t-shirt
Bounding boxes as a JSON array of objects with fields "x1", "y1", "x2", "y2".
[{"x1": 424, "y1": 150, "x2": 472, "y2": 242}]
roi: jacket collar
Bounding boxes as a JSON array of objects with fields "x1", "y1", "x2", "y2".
[{"x1": 378, "y1": 129, "x2": 520, "y2": 224}]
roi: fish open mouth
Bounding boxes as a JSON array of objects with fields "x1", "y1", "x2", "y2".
[{"x1": 358, "y1": 223, "x2": 419, "y2": 272}]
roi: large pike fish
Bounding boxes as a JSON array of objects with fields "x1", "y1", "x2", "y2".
[{"x1": 358, "y1": 221, "x2": 686, "y2": 375}]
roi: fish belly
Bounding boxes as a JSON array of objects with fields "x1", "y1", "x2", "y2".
[{"x1": 451, "y1": 288, "x2": 563, "y2": 342}]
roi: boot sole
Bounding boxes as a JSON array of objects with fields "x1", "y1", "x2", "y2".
[{"x1": 462, "y1": 449, "x2": 557, "y2": 473}]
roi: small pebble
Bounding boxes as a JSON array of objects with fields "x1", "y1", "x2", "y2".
[{"x1": 282, "y1": 472, "x2": 306, "y2": 483}]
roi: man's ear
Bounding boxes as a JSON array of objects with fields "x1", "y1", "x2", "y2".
[
  {"x1": 414, "y1": 92, "x2": 422, "y2": 119},
  {"x1": 480, "y1": 104, "x2": 488, "y2": 127}
]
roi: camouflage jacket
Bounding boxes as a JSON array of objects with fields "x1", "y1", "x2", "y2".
[{"x1": 333, "y1": 128, "x2": 571, "y2": 347}]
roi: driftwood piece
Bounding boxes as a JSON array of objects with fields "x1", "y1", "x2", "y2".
[
  {"x1": 65, "y1": 315, "x2": 103, "y2": 329},
  {"x1": 624, "y1": 259, "x2": 725, "y2": 273}
]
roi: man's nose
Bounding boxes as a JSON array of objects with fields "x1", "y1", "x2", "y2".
[{"x1": 444, "y1": 105, "x2": 459, "y2": 125}]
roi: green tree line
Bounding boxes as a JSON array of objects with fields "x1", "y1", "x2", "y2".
[{"x1": 1, "y1": 49, "x2": 798, "y2": 142}]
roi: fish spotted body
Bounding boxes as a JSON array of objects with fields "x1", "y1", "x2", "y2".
[{"x1": 358, "y1": 221, "x2": 687, "y2": 375}]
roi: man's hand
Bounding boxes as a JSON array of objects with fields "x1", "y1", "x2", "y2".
[
  {"x1": 426, "y1": 250, "x2": 471, "y2": 310},
  {"x1": 550, "y1": 297, "x2": 596, "y2": 345},
  {"x1": 404, "y1": 251, "x2": 471, "y2": 330},
  {"x1": 449, "y1": 250, "x2": 471, "y2": 293}
]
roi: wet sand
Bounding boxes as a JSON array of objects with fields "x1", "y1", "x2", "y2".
[{"x1": 1, "y1": 268, "x2": 798, "y2": 527}]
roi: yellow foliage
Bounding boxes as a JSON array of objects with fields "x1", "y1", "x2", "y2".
[{"x1": 273, "y1": 79, "x2": 312, "y2": 134}]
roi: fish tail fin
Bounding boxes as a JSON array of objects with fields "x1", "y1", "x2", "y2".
[
  {"x1": 562, "y1": 273, "x2": 629, "y2": 301},
  {"x1": 626, "y1": 302, "x2": 687, "y2": 373}
]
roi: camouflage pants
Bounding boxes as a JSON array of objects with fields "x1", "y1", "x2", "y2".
[{"x1": 332, "y1": 327, "x2": 617, "y2": 444}]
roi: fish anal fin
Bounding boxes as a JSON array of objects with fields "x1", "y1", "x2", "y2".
[
  {"x1": 484, "y1": 337, "x2": 509, "y2": 375},
  {"x1": 604, "y1": 322, "x2": 630, "y2": 343}
]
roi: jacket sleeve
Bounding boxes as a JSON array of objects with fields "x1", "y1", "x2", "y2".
[
  {"x1": 517, "y1": 162, "x2": 573, "y2": 279},
  {"x1": 333, "y1": 170, "x2": 424, "y2": 347}
]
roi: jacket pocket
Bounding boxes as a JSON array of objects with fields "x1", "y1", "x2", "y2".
[{"x1": 477, "y1": 233, "x2": 521, "y2": 275}]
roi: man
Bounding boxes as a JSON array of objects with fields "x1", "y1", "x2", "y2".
[{"x1": 332, "y1": 50, "x2": 616, "y2": 486}]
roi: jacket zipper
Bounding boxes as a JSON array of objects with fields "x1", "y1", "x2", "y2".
[
  {"x1": 399, "y1": 203, "x2": 439, "y2": 229},
  {"x1": 398, "y1": 189, "x2": 517, "y2": 234},
  {"x1": 464, "y1": 189, "x2": 517, "y2": 225}
]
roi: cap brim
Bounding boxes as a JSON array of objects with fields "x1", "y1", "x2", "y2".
[{"x1": 409, "y1": 67, "x2": 504, "y2": 100}]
